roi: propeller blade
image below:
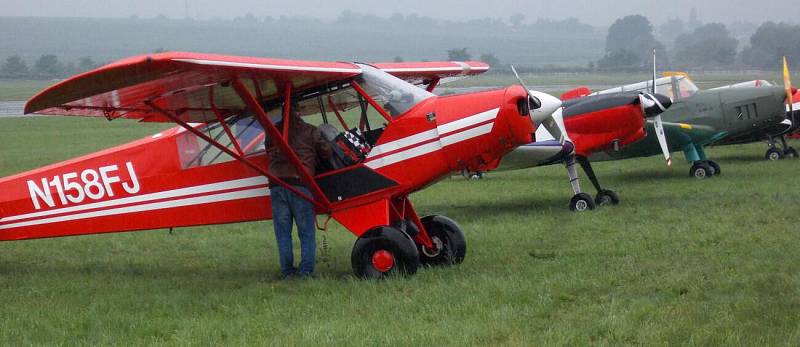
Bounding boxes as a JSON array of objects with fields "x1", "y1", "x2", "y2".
[
  {"x1": 649, "y1": 50, "x2": 671, "y2": 166},
  {"x1": 784, "y1": 56, "x2": 793, "y2": 113},
  {"x1": 652, "y1": 49, "x2": 657, "y2": 94},
  {"x1": 652, "y1": 115, "x2": 672, "y2": 166},
  {"x1": 511, "y1": 66, "x2": 570, "y2": 144}
]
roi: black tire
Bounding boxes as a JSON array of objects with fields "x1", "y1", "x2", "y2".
[
  {"x1": 690, "y1": 162, "x2": 712, "y2": 179},
  {"x1": 569, "y1": 193, "x2": 595, "y2": 212},
  {"x1": 595, "y1": 189, "x2": 620, "y2": 206},
  {"x1": 784, "y1": 147, "x2": 798, "y2": 158},
  {"x1": 417, "y1": 215, "x2": 467, "y2": 266},
  {"x1": 707, "y1": 160, "x2": 720, "y2": 176},
  {"x1": 766, "y1": 148, "x2": 783, "y2": 161},
  {"x1": 351, "y1": 226, "x2": 420, "y2": 279}
]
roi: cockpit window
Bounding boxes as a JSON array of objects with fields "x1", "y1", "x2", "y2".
[
  {"x1": 595, "y1": 75, "x2": 698, "y2": 101},
  {"x1": 354, "y1": 64, "x2": 434, "y2": 117}
]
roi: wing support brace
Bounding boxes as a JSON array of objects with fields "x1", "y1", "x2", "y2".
[
  {"x1": 144, "y1": 100, "x2": 327, "y2": 211},
  {"x1": 232, "y1": 79, "x2": 332, "y2": 209}
]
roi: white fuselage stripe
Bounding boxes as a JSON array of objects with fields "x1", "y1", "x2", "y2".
[
  {"x1": 1, "y1": 176, "x2": 269, "y2": 223},
  {"x1": 366, "y1": 141, "x2": 443, "y2": 169},
  {"x1": 437, "y1": 108, "x2": 499, "y2": 135},
  {"x1": 172, "y1": 59, "x2": 362, "y2": 74},
  {"x1": 367, "y1": 129, "x2": 439, "y2": 158},
  {"x1": 0, "y1": 188, "x2": 269, "y2": 231},
  {"x1": 365, "y1": 109, "x2": 499, "y2": 169},
  {"x1": 440, "y1": 123, "x2": 494, "y2": 146}
]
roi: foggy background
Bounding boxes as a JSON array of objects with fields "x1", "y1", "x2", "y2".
[
  {"x1": 2, "y1": 0, "x2": 795, "y2": 26},
  {"x1": 1, "y1": 0, "x2": 799, "y2": 78}
]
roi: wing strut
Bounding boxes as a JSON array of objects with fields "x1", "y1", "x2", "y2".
[
  {"x1": 232, "y1": 79, "x2": 332, "y2": 209},
  {"x1": 144, "y1": 100, "x2": 327, "y2": 210}
]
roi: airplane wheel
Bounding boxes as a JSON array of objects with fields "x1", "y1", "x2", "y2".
[
  {"x1": 784, "y1": 147, "x2": 798, "y2": 158},
  {"x1": 470, "y1": 172, "x2": 484, "y2": 180},
  {"x1": 707, "y1": 160, "x2": 720, "y2": 176},
  {"x1": 569, "y1": 193, "x2": 595, "y2": 212},
  {"x1": 595, "y1": 189, "x2": 620, "y2": 206},
  {"x1": 766, "y1": 148, "x2": 783, "y2": 161},
  {"x1": 351, "y1": 226, "x2": 420, "y2": 279},
  {"x1": 417, "y1": 215, "x2": 467, "y2": 266},
  {"x1": 690, "y1": 162, "x2": 713, "y2": 179}
]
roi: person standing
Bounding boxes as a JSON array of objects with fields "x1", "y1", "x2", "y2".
[{"x1": 267, "y1": 102, "x2": 332, "y2": 278}]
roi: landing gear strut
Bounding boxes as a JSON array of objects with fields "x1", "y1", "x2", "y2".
[
  {"x1": 576, "y1": 156, "x2": 620, "y2": 206},
  {"x1": 766, "y1": 136, "x2": 796, "y2": 160},
  {"x1": 564, "y1": 155, "x2": 595, "y2": 212}
]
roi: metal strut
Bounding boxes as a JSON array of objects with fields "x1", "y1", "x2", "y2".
[
  {"x1": 564, "y1": 154, "x2": 582, "y2": 195},
  {"x1": 144, "y1": 101, "x2": 326, "y2": 210},
  {"x1": 576, "y1": 156, "x2": 603, "y2": 193},
  {"x1": 231, "y1": 79, "x2": 331, "y2": 209}
]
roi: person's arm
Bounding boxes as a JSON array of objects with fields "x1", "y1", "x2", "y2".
[{"x1": 313, "y1": 127, "x2": 333, "y2": 160}]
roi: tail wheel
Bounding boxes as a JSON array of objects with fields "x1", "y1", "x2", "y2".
[
  {"x1": 785, "y1": 147, "x2": 798, "y2": 158},
  {"x1": 418, "y1": 215, "x2": 467, "y2": 266},
  {"x1": 351, "y1": 226, "x2": 420, "y2": 279}
]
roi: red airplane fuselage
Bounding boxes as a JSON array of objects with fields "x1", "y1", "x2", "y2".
[{"x1": 0, "y1": 86, "x2": 533, "y2": 240}]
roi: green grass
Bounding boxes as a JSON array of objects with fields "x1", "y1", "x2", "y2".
[
  {"x1": 2, "y1": 117, "x2": 800, "y2": 345},
  {"x1": 0, "y1": 80, "x2": 55, "y2": 101}
]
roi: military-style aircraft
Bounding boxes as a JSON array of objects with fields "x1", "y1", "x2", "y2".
[
  {"x1": 0, "y1": 52, "x2": 564, "y2": 279},
  {"x1": 707, "y1": 69, "x2": 799, "y2": 159},
  {"x1": 585, "y1": 58, "x2": 795, "y2": 178}
]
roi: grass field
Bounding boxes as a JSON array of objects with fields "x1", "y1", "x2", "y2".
[
  {"x1": 1, "y1": 115, "x2": 800, "y2": 345},
  {"x1": 0, "y1": 80, "x2": 54, "y2": 101}
]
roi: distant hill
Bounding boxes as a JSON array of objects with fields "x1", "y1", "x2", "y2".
[{"x1": 0, "y1": 15, "x2": 604, "y2": 67}]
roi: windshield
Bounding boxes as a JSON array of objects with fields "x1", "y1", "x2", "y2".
[
  {"x1": 355, "y1": 64, "x2": 434, "y2": 117},
  {"x1": 596, "y1": 75, "x2": 698, "y2": 100}
]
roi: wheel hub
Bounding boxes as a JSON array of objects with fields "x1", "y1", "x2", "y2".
[
  {"x1": 422, "y1": 237, "x2": 444, "y2": 258},
  {"x1": 694, "y1": 169, "x2": 706, "y2": 179},
  {"x1": 575, "y1": 200, "x2": 589, "y2": 211},
  {"x1": 371, "y1": 250, "x2": 394, "y2": 273}
]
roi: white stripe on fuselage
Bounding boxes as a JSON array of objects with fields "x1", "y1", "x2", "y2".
[
  {"x1": 0, "y1": 176, "x2": 269, "y2": 224},
  {"x1": 0, "y1": 188, "x2": 269, "y2": 231},
  {"x1": 365, "y1": 108, "x2": 499, "y2": 169}
]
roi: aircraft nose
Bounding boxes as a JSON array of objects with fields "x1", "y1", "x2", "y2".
[
  {"x1": 527, "y1": 90, "x2": 562, "y2": 122},
  {"x1": 641, "y1": 93, "x2": 673, "y2": 118}
]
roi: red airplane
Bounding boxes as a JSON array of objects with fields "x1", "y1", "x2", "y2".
[
  {"x1": 0, "y1": 52, "x2": 560, "y2": 278},
  {"x1": 463, "y1": 79, "x2": 673, "y2": 211}
]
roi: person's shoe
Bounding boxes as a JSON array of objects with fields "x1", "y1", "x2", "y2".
[{"x1": 297, "y1": 272, "x2": 315, "y2": 279}]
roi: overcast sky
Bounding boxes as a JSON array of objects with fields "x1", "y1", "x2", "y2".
[{"x1": 1, "y1": 0, "x2": 795, "y2": 26}]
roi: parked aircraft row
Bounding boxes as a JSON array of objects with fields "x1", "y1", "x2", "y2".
[{"x1": 0, "y1": 52, "x2": 795, "y2": 277}]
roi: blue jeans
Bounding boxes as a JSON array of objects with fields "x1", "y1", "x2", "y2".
[{"x1": 271, "y1": 185, "x2": 316, "y2": 276}]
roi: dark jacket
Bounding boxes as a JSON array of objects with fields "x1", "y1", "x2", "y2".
[{"x1": 266, "y1": 116, "x2": 332, "y2": 184}]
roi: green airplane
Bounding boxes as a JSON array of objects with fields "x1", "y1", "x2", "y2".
[{"x1": 588, "y1": 64, "x2": 794, "y2": 179}]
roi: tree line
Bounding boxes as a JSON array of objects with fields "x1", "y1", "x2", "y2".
[
  {"x1": 596, "y1": 16, "x2": 800, "y2": 71},
  {"x1": 1, "y1": 55, "x2": 99, "y2": 79}
]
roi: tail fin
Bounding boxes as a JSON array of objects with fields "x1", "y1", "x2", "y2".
[{"x1": 561, "y1": 87, "x2": 592, "y2": 101}]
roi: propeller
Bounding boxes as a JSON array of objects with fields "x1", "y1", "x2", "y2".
[
  {"x1": 649, "y1": 49, "x2": 672, "y2": 167},
  {"x1": 784, "y1": 56, "x2": 794, "y2": 114},
  {"x1": 511, "y1": 66, "x2": 569, "y2": 146}
]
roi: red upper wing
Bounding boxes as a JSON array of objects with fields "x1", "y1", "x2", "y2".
[
  {"x1": 25, "y1": 52, "x2": 362, "y2": 123},
  {"x1": 373, "y1": 61, "x2": 489, "y2": 85}
]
